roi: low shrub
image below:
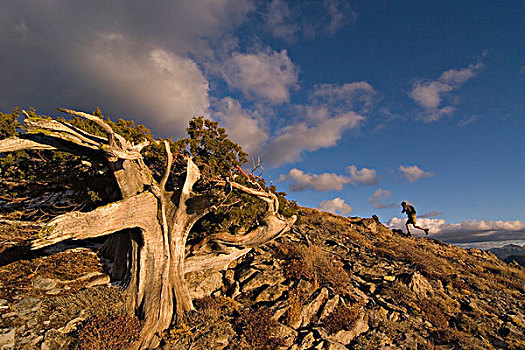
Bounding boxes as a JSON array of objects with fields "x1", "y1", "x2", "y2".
[
  {"x1": 322, "y1": 302, "x2": 362, "y2": 334},
  {"x1": 76, "y1": 314, "x2": 142, "y2": 350},
  {"x1": 232, "y1": 307, "x2": 285, "y2": 350},
  {"x1": 419, "y1": 299, "x2": 448, "y2": 329},
  {"x1": 275, "y1": 243, "x2": 352, "y2": 295}
]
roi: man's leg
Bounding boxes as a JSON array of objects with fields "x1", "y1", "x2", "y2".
[
  {"x1": 414, "y1": 224, "x2": 429, "y2": 235},
  {"x1": 405, "y1": 221, "x2": 411, "y2": 235}
]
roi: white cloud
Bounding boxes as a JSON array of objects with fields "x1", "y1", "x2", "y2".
[
  {"x1": 213, "y1": 97, "x2": 268, "y2": 154},
  {"x1": 369, "y1": 189, "x2": 396, "y2": 209},
  {"x1": 408, "y1": 62, "x2": 483, "y2": 121},
  {"x1": 224, "y1": 49, "x2": 299, "y2": 104},
  {"x1": 74, "y1": 37, "x2": 210, "y2": 137},
  {"x1": 262, "y1": 111, "x2": 364, "y2": 167},
  {"x1": 398, "y1": 165, "x2": 434, "y2": 182},
  {"x1": 260, "y1": 80, "x2": 374, "y2": 167},
  {"x1": 281, "y1": 169, "x2": 352, "y2": 191},
  {"x1": 265, "y1": 0, "x2": 299, "y2": 41},
  {"x1": 388, "y1": 217, "x2": 525, "y2": 245},
  {"x1": 318, "y1": 197, "x2": 353, "y2": 215},
  {"x1": 311, "y1": 82, "x2": 376, "y2": 113},
  {"x1": 324, "y1": 0, "x2": 356, "y2": 35},
  {"x1": 280, "y1": 165, "x2": 377, "y2": 191},
  {"x1": 346, "y1": 165, "x2": 378, "y2": 186},
  {"x1": 264, "y1": 0, "x2": 355, "y2": 41}
]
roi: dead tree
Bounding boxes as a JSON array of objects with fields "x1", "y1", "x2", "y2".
[{"x1": 0, "y1": 108, "x2": 296, "y2": 349}]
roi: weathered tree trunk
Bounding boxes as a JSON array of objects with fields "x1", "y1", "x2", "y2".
[{"x1": 0, "y1": 108, "x2": 297, "y2": 349}]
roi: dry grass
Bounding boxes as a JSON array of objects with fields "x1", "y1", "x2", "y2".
[
  {"x1": 419, "y1": 298, "x2": 449, "y2": 328},
  {"x1": 76, "y1": 314, "x2": 142, "y2": 350},
  {"x1": 372, "y1": 240, "x2": 453, "y2": 280},
  {"x1": 0, "y1": 248, "x2": 103, "y2": 300},
  {"x1": 163, "y1": 296, "x2": 239, "y2": 349},
  {"x1": 321, "y1": 302, "x2": 363, "y2": 334},
  {"x1": 274, "y1": 242, "x2": 352, "y2": 295},
  {"x1": 232, "y1": 306, "x2": 285, "y2": 350}
]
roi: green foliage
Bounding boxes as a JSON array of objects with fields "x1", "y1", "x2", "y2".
[
  {"x1": 184, "y1": 116, "x2": 248, "y2": 179},
  {"x1": 0, "y1": 108, "x2": 20, "y2": 139},
  {"x1": 183, "y1": 116, "x2": 296, "y2": 238}
]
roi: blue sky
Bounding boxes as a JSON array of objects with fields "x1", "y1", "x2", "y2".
[{"x1": 1, "y1": 0, "x2": 524, "y2": 247}]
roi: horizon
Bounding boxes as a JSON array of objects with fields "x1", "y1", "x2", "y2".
[{"x1": 1, "y1": 1, "x2": 523, "y2": 249}]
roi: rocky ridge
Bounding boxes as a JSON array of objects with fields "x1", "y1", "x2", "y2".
[{"x1": 1, "y1": 207, "x2": 524, "y2": 349}]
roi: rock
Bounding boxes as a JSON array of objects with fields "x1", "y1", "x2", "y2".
[
  {"x1": 45, "y1": 289, "x2": 63, "y2": 296},
  {"x1": 383, "y1": 275, "x2": 396, "y2": 282},
  {"x1": 224, "y1": 269, "x2": 235, "y2": 287},
  {"x1": 226, "y1": 281, "x2": 241, "y2": 299},
  {"x1": 85, "y1": 275, "x2": 110, "y2": 288},
  {"x1": 241, "y1": 269, "x2": 285, "y2": 293},
  {"x1": 41, "y1": 329, "x2": 69, "y2": 350},
  {"x1": 237, "y1": 268, "x2": 258, "y2": 284},
  {"x1": 326, "y1": 340, "x2": 347, "y2": 350},
  {"x1": 319, "y1": 295, "x2": 340, "y2": 320},
  {"x1": 255, "y1": 284, "x2": 287, "y2": 302},
  {"x1": 17, "y1": 331, "x2": 42, "y2": 349},
  {"x1": 13, "y1": 297, "x2": 41, "y2": 315},
  {"x1": 270, "y1": 300, "x2": 288, "y2": 322},
  {"x1": 300, "y1": 288, "x2": 329, "y2": 328},
  {"x1": 400, "y1": 272, "x2": 433, "y2": 297},
  {"x1": 186, "y1": 269, "x2": 223, "y2": 299},
  {"x1": 33, "y1": 276, "x2": 58, "y2": 290},
  {"x1": 1, "y1": 312, "x2": 17, "y2": 319},
  {"x1": 274, "y1": 324, "x2": 297, "y2": 348},
  {"x1": 299, "y1": 331, "x2": 316, "y2": 349},
  {"x1": 59, "y1": 312, "x2": 87, "y2": 333},
  {"x1": 327, "y1": 313, "x2": 369, "y2": 345},
  {"x1": 0, "y1": 328, "x2": 15, "y2": 350}
]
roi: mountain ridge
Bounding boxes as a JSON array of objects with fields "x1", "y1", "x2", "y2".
[{"x1": 1, "y1": 207, "x2": 524, "y2": 349}]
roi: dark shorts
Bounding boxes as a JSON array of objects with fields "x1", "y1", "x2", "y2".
[{"x1": 407, "y1": 214, "x2": 416, "y2": 225}]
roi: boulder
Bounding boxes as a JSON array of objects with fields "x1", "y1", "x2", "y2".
[
  {"x1": 0, "y1": 328, "x2": 15, "y2": 350},
  {"x1": 186, "y1": 269, "x2": 223, "y2": 299},
  {"x1": 400, "y1": 272, "x2": 433, "y2": 298},
  {"x1": 300, "y1": 288, "x2": 329, "y2": 328},
  {"x1": 326, "y1": 313, "x2": 369, "y2": 345},
  {"x1": 33, "y1": 276, "x2": 58, "y2": 290}
]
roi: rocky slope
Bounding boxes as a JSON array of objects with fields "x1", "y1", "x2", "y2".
[{"x1": 1, "y1": 207, "x2": 524, "y2": 349}]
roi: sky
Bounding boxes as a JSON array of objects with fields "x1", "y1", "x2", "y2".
[{"x1": 1, "y1": 0, "x2": 524, "y2": 248}]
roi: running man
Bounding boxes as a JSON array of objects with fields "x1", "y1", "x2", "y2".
[{"x1": 401, "y1": 202, "x2": 429, "y2": 236}]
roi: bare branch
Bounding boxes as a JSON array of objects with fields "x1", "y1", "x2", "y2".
[
  {"x1": 251, "y1": 156, "x2": 264, "y2": 180},
  {"x1": 185, "y1": 248, "x2": 251, "y2": 273},
  {"x1": 57, "y1": 108, "x2": 116, "y2": 147},
  {"x1": 216, "y1": 180, "x2": 279, "y2": 214},
  {"x1": 0, "y1": 137, "x2": 56, "y2": 153},
  {"x1": 31, "y1": 192, "x2": 158, "y2": 250},
  {"x1": 160, "y1": 140, "x2": 173, "y2": 190}
]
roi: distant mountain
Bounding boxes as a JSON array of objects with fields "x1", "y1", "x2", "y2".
[
  {"x1": 503, "y1": 255, "x2": 525, "y2": 266},
  {"x1": 489, "y1": 244, "x2": 525, "y2": 266}
]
